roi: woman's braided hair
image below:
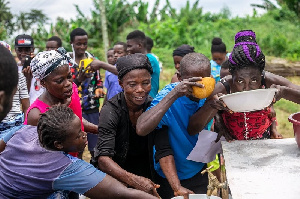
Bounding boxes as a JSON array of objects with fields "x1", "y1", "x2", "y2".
[
  {"x1": 37, "y1": 105, "x2": 76, "y2": 151},
  {"x1": 228, "y1": 30, "x2": 265, "y2": 74}
]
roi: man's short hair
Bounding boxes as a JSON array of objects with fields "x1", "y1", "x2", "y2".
[
  {"x1": 114, "y1": 41, "x2": 127, "y2": 51},
  {"x1": 180, "y1": 53, "x2": 210, "y2": 77},
  {"x1": 146, "y1": 36, "x2": 153, "y2": 52},
  {"x1": 47, "y1": 36, "x2": 62, "y2": 47},
  {"x1": 70, "y1": 28, "x2": 88, "y2": 42},
  {"x1": 126, "y1": 30, "x2": 146, "y2": 47}
]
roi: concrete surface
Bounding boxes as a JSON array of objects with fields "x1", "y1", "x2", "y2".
[{"x1": 222, "y1": 138, "x2": 300, "y2": 199}]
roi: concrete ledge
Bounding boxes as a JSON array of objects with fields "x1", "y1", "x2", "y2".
[{"x1": 222, "y1": 138, "x2": 300, "y2": 199}]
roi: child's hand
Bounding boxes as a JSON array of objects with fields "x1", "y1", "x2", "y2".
[
  {"x1": 77, "y1": 61, "x2": 93, "y2": 83},
  {"x1": 209, "y1": 94, "x2": 232, "y2": 112},
  {"x1": 22, "y1": 66, "x2": 33, "y2": 81},
  {"x1": 270, "y1": 84, "x2": 282, "y2": 103},
  {"x1": 270, "y1": 131, "x2": 283, "y2": 139},
  {"x1": 173, "y1": 185, "x2": 194, "y2": 199},
  {"x1": 95, "y1": 88, "x2": 106, "y2": 98},
  {"x1": 90, "y1": 59, "x2": 103, "y2": 71},
  {"x1": 174, "y1": 77, "x2": 203, "y2": 97}
]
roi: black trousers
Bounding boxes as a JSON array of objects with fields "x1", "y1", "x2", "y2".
[{"x1": 153, "y1": 166, "x2": 208, "y2": 199}]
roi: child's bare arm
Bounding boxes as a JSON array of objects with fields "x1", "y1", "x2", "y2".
[
  {"x1": 270, "y1": 120, "x2": 283, "y2": 139},
  {"x1": 214, "y1": 112, "x2": 234, "y2": 142},
  {"x1": 268, "y1": 106, "x2": 283, "y2": 139}
]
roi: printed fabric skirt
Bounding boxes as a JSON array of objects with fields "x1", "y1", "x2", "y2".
[{"x1": 0, "y1": 114, "x2": 24, "y2": 133}]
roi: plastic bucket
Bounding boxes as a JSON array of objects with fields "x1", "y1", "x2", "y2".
[{"x1": 288, "y1": 112, "x2": 300, "y2": 148}]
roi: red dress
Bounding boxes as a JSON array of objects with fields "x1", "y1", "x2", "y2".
[{"x1": 222, "y1": 108, "x2": 275, "y2": 140}]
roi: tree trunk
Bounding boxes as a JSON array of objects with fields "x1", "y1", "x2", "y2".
[{"x1": 99, "y1": 0, "x2": 109, "y2": 62}]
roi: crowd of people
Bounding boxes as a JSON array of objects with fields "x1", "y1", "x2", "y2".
[{"x1": 0, "y1": 28, "x2": 299, "y2": 199}]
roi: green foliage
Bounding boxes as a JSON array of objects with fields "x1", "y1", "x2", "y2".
[
  {"x1": 89, "y1": 47, "x2": 106, "y2": 61},
  {"x1": 152, "y1": 47, "x2": 173, "y2": 69},
  {"x1": 273, "y1": 76, "x2": 300, "y2": 138},
  {"x1": 251, "y1": 0, "x2": 278, "y2": 10},
  {"x1": 133, "y1": 0, "x2": 149, "y2": 23},
  {"x1": 274, "y1": 99, "x2": 300, "y2": 113},
  {"x1": 0, "y1": 0, "x2": 14, "y2": 36},
  {"x1": 17, "y1": 9, "x2": 49, "y2": 32},
  {"x1": 0, "y1": 24, "x2": 7, "y2": 40},
  {"x1": 277, "y1": 0, "x2": 300, "y2": 18},
  {"x1": 139, "y1": 2, "x2": 300, "y2": 64},
  {"x1": 4, "y1": 0, "x2": 300, "y2": 62},
  {"x1": 89, "y1": 0, "x2": 136, "y2": 46}
]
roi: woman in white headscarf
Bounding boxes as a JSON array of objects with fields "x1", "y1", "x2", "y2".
[{"x1": 24, "y1": 47, "x2": 98, "y2": 157}]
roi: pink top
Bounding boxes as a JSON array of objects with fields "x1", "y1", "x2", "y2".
[
  {"x1": 24, "y1": 83, "x2": 83, "y2": 157},
  {"x1": 24, "y1": 82, "x2": 83, "y2": 130}
]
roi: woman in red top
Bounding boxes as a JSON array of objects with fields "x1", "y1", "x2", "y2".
[
  {"x1": 24, "y1": 47, "x2": 98, "y2": 156},
  {"x1": 190, "y1": 30, "x2": 300, "y2": 140}
]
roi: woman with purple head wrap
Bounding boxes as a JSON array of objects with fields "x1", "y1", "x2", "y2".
[{"x1": 194, "y1": 30, "x2": 300, "y2": 141}]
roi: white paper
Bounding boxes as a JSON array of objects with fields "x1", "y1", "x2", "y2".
[{"x1": 187, "y1": 130, "x2": 226, "y2": 163}]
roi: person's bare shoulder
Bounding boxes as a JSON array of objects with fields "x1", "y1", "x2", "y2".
[
  {"x1": 212, "y1": 75, "x2": 232, "y2": 95},
  {"x1": 26, "y1": 108, "x2": 42, "y2": 126}
]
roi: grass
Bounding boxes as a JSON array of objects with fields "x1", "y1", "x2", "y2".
[
  {"x1": 273, "y1": 77, "x2": 300, "y2": 138},
  {"x1": 159, "y1": 67, "x2": 176, "y2": 90}
]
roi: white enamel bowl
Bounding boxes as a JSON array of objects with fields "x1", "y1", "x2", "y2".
[{"x1": 219, "y1": 88, "x2": 278, "y2": 112}]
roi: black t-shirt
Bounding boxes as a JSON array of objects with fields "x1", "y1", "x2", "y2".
[{"x1": 93, "y1": 92, "x2": 152, "y2": 178}]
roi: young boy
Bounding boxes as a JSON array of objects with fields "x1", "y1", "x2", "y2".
[
  {"x1": 107, "y1": 48, "x2": 115, "y2": 65},
  {"x1": 69, "y1": 28, "x2": 103, "y2": 159},
  {"x1": 104, "y1": 42, "x2": 127, "y2": 101},
  {"x1": 126, "y1": 30, "x2": 160, "y2": 98},
  {"x1": 46, "y1": 36, "x2": 62, "y2": 51},
  {"x1": 136, "y1": 53, "x2": 211, "y2": 199}
]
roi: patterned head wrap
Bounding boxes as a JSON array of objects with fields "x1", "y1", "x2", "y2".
[{"x1": 30, "y1": 47, "x2": 71, "y2": 80}]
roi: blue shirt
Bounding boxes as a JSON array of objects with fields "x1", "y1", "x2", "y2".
[
  {"x1": 147, "y1": 53, "x2": 160, "y2": 98},
  {"x1": 210, "y1": 60, "x2": 221, "y2": 83},
  {"x1": 147, "y1": 83, "x2": 206, "y2": 180},
  {"x1": 104, "y1": 70, "x2": 123, "y2": 100},
  {"x1": 0, "y1": 125, "x2": 106, "y2": 198},
  {"x1": 210, "y1": 53, "x2": 230, "y2": 83}
]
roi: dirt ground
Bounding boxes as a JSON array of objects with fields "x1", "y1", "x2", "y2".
[{"x1": 82, "y1": 146, "x2": 92, "y2": 163}]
